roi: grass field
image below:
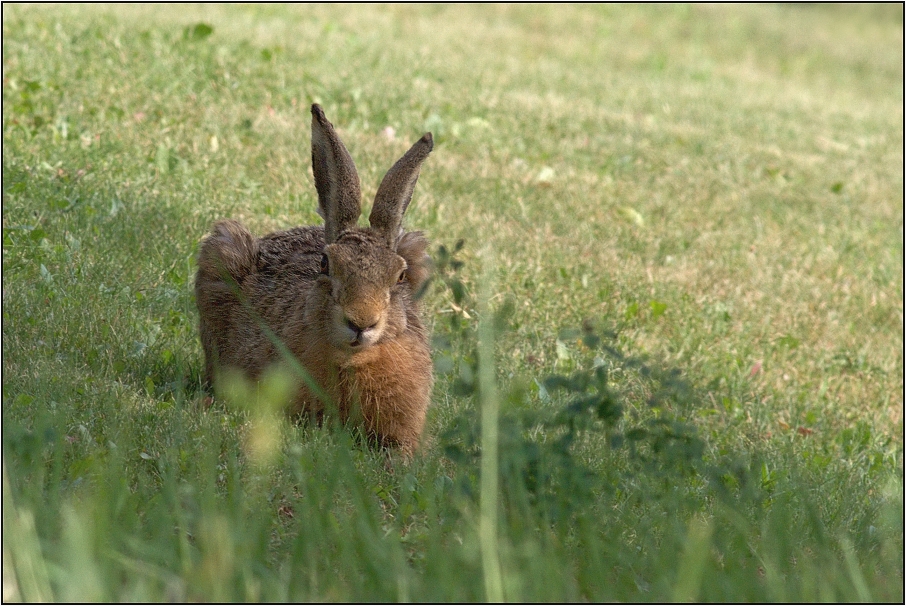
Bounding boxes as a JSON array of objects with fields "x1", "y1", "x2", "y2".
[{"x1": 3, "y1": 4, "x2": 903, "y2": 602}]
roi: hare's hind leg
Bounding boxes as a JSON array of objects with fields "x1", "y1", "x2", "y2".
[{"x1": 195, "y1": 220, "x2": 259, "y2": 388}]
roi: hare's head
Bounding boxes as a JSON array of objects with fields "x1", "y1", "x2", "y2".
[{"x1": 310, "y1": 104, "x2": 433, "y2": 353}]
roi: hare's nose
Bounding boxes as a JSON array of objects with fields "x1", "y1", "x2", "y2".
[
  {"x1": 345, "y1": 317, "x2": 377, "y2": 335},
  {"x1": 345, "y1": 316, "x2": 379, "y2": 348}
]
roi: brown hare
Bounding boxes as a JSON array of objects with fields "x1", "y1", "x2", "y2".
[{"x1": 195, "y1": 104, "x2": 434, "y2": 457}]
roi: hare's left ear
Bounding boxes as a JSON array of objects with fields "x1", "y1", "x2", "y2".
[
  {"x1": 369, "y1": 133, "x2": 433, "y2": 247},
  {"x1": 311, "y1": 104, "x2": 362, "y2": 244}
]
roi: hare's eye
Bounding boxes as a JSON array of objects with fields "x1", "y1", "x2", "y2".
[
  {"x1": 397, "y1": 270, "x2": 406, "y2": 284},
  {"x1": 320, "y1": 254, "x2": 329, "y2": 276}
]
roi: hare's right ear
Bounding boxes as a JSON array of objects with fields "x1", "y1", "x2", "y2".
[
  {"x1": 369, "y1": 133, "x2": 433, "y2": 247},
  {"x1": 311, "y1": 104, "x2": 361, "y2": 243}
]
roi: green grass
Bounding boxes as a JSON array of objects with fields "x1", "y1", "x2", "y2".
[{"x1": 3, "y1": 4, "x2": 903, "y2": 602}]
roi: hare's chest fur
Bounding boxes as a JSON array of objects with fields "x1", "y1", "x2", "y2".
[{"x1": 292, "y1": 333, "x2": 432, "y2": 454}]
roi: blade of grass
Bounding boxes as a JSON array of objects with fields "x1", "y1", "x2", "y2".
[
  {"x1": 2, "y1": 464, "x2": 53, "y2": 603},
  {"x1": 478, "y1": 245, "x2": 504, "y2": 603},
  {"x1": 840, "y1": 536, "x2": 872, "y2": 602},
  {"x1": 671, "y1": 514, "x2": 712, "y2": 603}
]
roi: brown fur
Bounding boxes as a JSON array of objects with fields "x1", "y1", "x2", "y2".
[{"x1": 195, "y1": 105, "x2": 434, "y2": 456}]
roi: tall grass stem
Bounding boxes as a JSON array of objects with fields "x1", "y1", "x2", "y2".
[
  {"x1": 671, "y1": 514, "x2": 712, "y2": 602},
  {"x1": 3, "y1": 464, "x2": 53, "y2": 602},
  {"x1": 478, "y1": 245, "x2": 504, "y2": 603}
]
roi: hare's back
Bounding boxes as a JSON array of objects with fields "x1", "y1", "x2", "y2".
[
  {"x1": 257, "y1": 225, "x2": 326, "y2": 272},
  {"x1": 247, "y1": 227, "x2": 325, "y2": 304},
  {"x1": 195, "y1": 224, "x2": 324, "y2": 384}
]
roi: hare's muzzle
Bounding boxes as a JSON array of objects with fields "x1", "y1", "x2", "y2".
[
  {"x1": 335, "y1": 303, "x2": 387, "y2": 350},
  {"x1": 344, "y1": 316, "x2": 379, "y2": 347}
]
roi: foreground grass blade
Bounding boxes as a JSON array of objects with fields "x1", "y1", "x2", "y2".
[
  {"x1": 478, "y1": 246, "x2": 504, "y2": 603},
  {"x1": 3, "y1": 465, "x2": 53, "y2": 603}
]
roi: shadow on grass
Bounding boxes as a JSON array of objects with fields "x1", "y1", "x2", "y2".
[{"x1": 3, "y1": 160, "x2": 215, "y2": 403}]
